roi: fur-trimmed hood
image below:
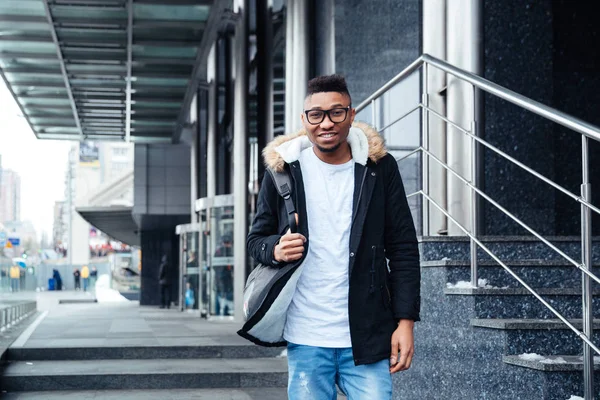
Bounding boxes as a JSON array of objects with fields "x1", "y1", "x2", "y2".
[{"x1": 262, "y1": 121, "x2": 387, "y2": 172}]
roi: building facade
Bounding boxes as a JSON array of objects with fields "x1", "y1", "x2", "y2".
[
  {"x1": 63, "y1": 142, "x2": 135, "y2": 265},
  {"x1": 52, "y1": 200, "x2": 65, "y2": 252},
  {"x1": 0, "y1": 168, "x2": 21, "y2": 224}
]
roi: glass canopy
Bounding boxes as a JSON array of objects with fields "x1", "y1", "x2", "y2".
[{"x1": 0, "y1": 0, "x2": 224, "y2": 143}]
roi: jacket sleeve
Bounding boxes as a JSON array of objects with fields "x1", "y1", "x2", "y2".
[
  {"x1": 247, "y1": 170, "x2": 283, "y2": 266},
  {"x1": 383, "y1": 154, "x2": 421, "y2": 322}
]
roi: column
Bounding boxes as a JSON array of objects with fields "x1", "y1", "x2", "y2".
[{"x1": 232, "y1": 0, "x2": 249, "y2": 321}]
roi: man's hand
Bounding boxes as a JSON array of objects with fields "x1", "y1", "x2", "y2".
[
  {"x1": 389, "y1": 319, "x2": 415, "y2": 373},
  {"x1": 274, "y1": 214, "x2": 306, "y2": 263}
]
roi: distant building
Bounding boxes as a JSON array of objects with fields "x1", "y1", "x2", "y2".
[
  {"x1": 0, "y1": 168, "x2": 21, "y2": 224},
  {"x1": 2, "y1": 220, "x2": 38, "y2": 255},
  {"x1": 63, "y1": 142, "x2": 134, "y2": 264},
  {"x1": 52, "y1": 200, "x2": 65, "y2": 250}
]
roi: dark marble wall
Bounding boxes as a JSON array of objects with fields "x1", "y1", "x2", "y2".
[
  {"x1": 482, "y1": 0, "x2": 600, "y2": 236},
  {"x1": 334, "y1": 0, "x2": 421, "y2": 105},
  {"x1": 551, "y1": 0, "x2": 600, "y2": 235},
  {"x1": 482, "y1": 0, "x2": 555, "y2": 236}
]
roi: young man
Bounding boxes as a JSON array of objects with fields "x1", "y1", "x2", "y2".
[{"x1": 247, "y1": 75, "x2": 420, "y2": 399}]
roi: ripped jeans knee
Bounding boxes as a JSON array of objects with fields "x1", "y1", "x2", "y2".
[{"x1": 286, "y1": 342, "x2": 392, "y2": 400}]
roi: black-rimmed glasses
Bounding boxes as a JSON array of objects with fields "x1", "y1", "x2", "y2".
[{"x1": 304, "y1": 106, "x2": 351, "y2": 125}]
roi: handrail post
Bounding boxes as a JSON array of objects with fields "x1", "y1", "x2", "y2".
[
  {"x1": 470, "y1": 119, "x2": 478, "y2": 288},
  {"x1": 371, "y1": 99, "x2": 377, "y2": 130},
  {"x1": 422, "y1": 62, "x2": 430, "y2": 236},
  {"x1": 581, "y1": 135, "x2": 594, "y2": 400}
]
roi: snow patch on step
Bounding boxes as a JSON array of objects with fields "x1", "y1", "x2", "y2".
[
  {"x1": 446, "y1": 278, "x2": 508, "y2": 289},
  {"x1": 519, "y1": 353, "x2": 576, "y2": 364}
]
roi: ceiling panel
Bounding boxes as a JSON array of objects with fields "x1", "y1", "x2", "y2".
[{"x1": 0, "y1": 0, "x2": 222, "y2": 143}]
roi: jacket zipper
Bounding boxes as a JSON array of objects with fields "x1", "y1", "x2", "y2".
[
  {"x1": 351, "y1": 167, "x2": 369, "y2": 228},
  {"x1": 348, "y1": 166, "x2": 369, "y2": 359},
  {"x1": 369, "y1": 245, "x2": 376, "y2": 293}
]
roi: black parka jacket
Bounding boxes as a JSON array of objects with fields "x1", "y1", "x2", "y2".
[{"x1": 247, "y1": 121, "x2": 420, "y2": 366}]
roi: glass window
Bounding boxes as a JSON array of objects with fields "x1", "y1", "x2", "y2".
[
  {"x1": 210, "y1": 205, "x2": 234, "y2": 317},
  {"x1": 112, "y1": 147, "x2": 129, "y2": 157},
  {"x1": 184, "y1": 232, "x2": 199, "y2": 311}
]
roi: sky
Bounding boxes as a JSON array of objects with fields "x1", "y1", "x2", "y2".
[{"x1": 0, "y1": 80, "x2": 72, "y2": 240}]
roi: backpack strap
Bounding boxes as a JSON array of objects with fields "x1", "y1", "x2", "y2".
[{"x1": 266, "y1": 168, "x2": 297, "y2": 234}]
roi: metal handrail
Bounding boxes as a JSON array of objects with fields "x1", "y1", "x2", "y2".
[
  {"x1": 422, "y1": 104, "x2": 600, "y2": 217},
  {"x1": 379, "y1": 101, "x2": 600, "y2": 217},
  {"x1": 357, "y1": 54, "x2": 600, "y2": 142},
  {"x1": 415, "y1": 189, "x2": 600, "y2": 356},
  {"x1": 419, "y1": 146, "x2": 600, "y2": 285},
  {"x1": 357, "y1": 57, "x2": 424, "y2": 112},
  {"x1": 365, "y1": 91, "x2": 600, "y2": 284},
  {"x1": 378, "y1": 104, "x2": 421, "y2": 133},
  {"x1": 358, "y1": 54, "x2": 600, "y2": 399},
  {"x1": 394, "y1": 147, "x2": 422, "y2": 163}
]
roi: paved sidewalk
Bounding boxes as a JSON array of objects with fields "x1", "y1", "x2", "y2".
[
  {"x1": 1, "y1": 292, "x2": 348, "y2": 399},
  {"x1": 11, "y1": 292, "x2": 253, "y2": 349},
  {"x1": 0, "y1": 291, "x2": 291, "y2": 399},
  {"x1": 2, "y1": 388, "x2": 288, "y2": 399}
]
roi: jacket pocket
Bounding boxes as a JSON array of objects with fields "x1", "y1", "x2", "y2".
[
  {"x1": 381, "y1": 282, "x2": 391, "y2": 310},
  {"x1": 371, "y1": 245, "x2": 391, "y2": 309}
]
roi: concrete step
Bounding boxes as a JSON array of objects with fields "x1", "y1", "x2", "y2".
[
  {"x1": 471, "y1": 318, "x2": 600, "y2": 355},
  {"x1": 503, "y1": 354, "x2": 600, "y2": 372},
  {"x1": 445, "y1": 287, "x2": 600, "y2": 319},
  {"x1": 57, "y1": 299, "x2": 98, "y2": 304},
  {"x1": 1, "y1": 388, "x2": 348, "y2": 400},
  {"x1": 0, "y1": 388, "x2": 291, "y2": 399},
  {"x1": 7, "y1": 344, "x2": 284, "y2": 361},
  {"x1": 426, "y1": 259, "x2": 600, "y2": 288},
  {"x1": 420, "y1": 236, "x2": 600, "y2": 263},
  {"x1": 0, "y1": 358, "x2": 288, "y2": 392}
]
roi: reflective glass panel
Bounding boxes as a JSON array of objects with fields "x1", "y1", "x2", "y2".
[
  {"x1": 209, "y1": 205, "x2": 234, "y2": 317},
  {"x1": 184, "y1": 231, "x2": 199, "y2": 310}
]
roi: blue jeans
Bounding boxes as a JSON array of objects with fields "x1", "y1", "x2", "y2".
[{"x1": 287, "y1": 342, "x2": 392, "y2": 400}]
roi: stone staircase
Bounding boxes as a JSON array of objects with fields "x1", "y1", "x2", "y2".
[
  {"x1": 393, "y1": 237, "x2": 600, "y2": 400},
  {"x1": 0, "y1": 299, "x2": 292, "y2": 399},
  {"x1": 0, "y1": 343, "x2": 288, "y2": 399}
]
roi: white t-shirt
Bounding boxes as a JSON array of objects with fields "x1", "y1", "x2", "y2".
[{"x1": 283, "y1": 147, "x2": 354, "y2": 348}]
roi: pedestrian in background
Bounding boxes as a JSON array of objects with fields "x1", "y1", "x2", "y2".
[
  {"x1": 81, "y1": 265, "x2": 90, "y2": 292},
  {"x1": 90, "y1": 266, "x2": 98, "y2": 291},
  {"x1": 53, "y1": 269, "x2": 63, "y2": 291},
  {"x1": 10, "y1": 265, "x2": 20, "y2": 292},
  {"x1": 158, "y1": 255, "x2": 170, "y2": 309},
  {"x1": 73, "y1": 268, "x2": 81, "y2": 290}
]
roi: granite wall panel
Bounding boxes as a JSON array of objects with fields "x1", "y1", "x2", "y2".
[
  {"x1": 551, "y1": 0, "x2": 600, "y2": 235},
  {"x1": 483, "y1": 0, "x2": 600, "y2": 236},
  {"x1": 334, "y1": 0, "x2": 421, "y2": 105},
  {"x1": 482, "y1": 0, "x2": 555, "y2": 235}
]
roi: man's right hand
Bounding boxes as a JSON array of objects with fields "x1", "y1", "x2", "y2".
[{"x1": 274, "y1": 214, "x2": 306, "y2": 263}]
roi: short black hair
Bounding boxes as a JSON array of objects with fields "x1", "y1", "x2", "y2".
[{"x1": 306, "y1": 74, "x2": 351, "y2": 104}]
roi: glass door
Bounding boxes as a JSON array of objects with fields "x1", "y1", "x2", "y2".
[
  {"x1": 176, "y1": 223, "x2": 201, "y2": 313},
  {"x1": 194, "y1": 194, "x2": 235, "y2": 319},
  {"x1": 185, "y1": 231, "x2": 200, "y2": 311},
  {"x1": 209, "y1": 201, "x2": 234, "y2": 318},
  {"x1": 199, "y1": 209, "x2": 209, "y2": 318}
]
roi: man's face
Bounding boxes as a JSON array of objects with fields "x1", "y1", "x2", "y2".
[{"x1": 301, "y1": 91, "x2": 355, "y2": 154}]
